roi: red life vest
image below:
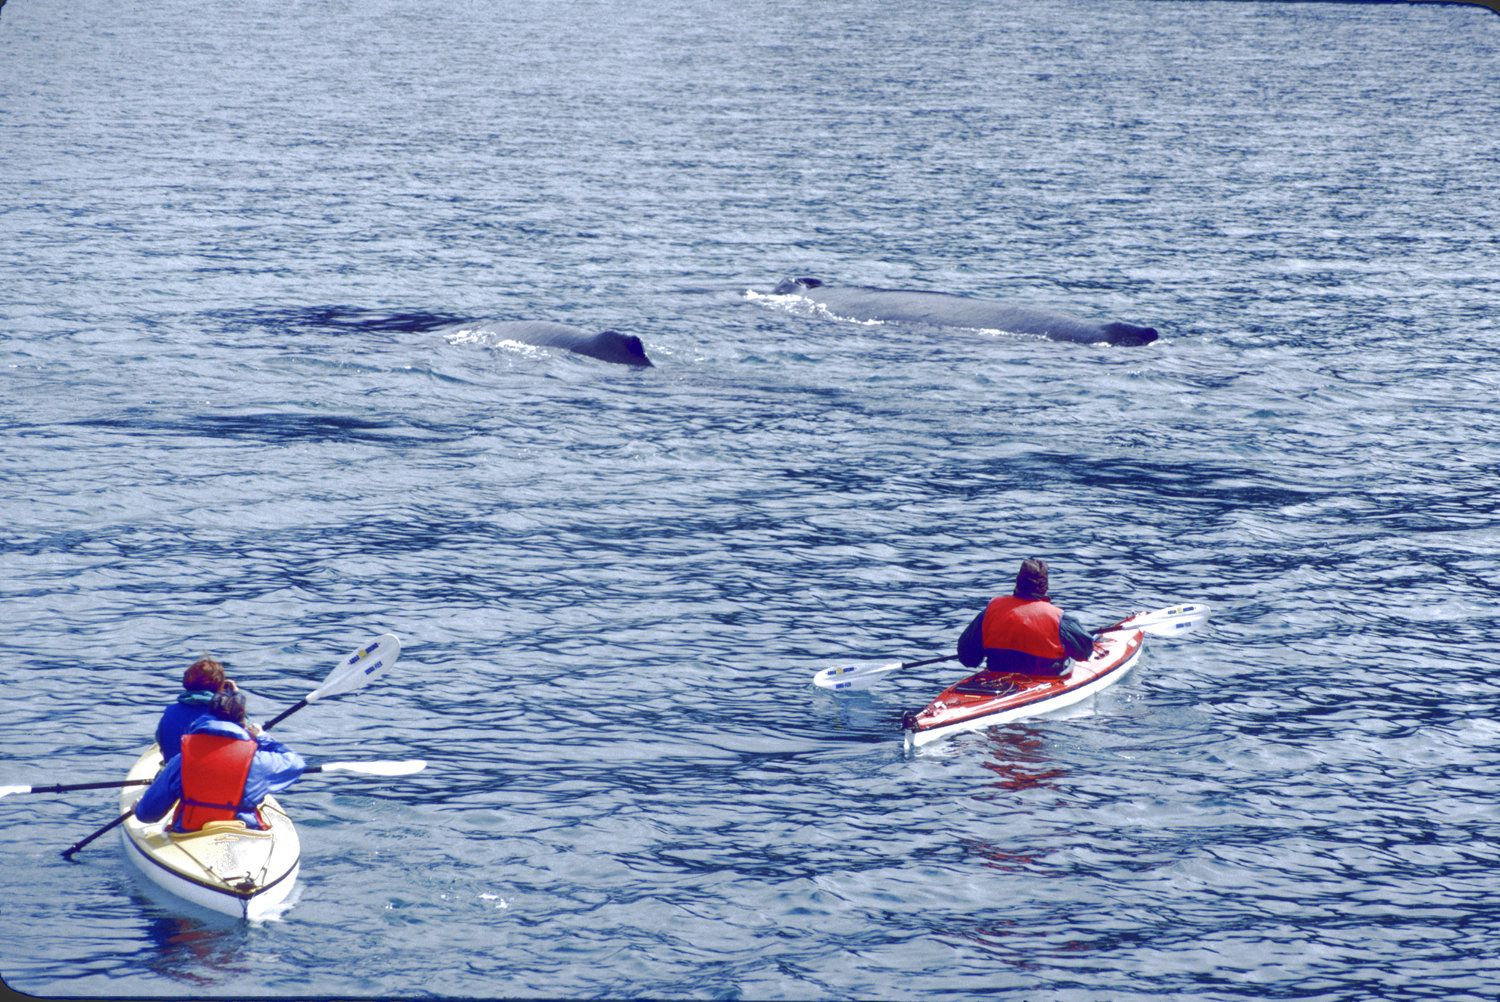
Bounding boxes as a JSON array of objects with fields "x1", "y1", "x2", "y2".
[
  {"x1": 176, "y1": 732, "x2": 257, "y2": 831},
  {"x1": 981, "y1": 596, "x2": 1067, "y2": 660}
]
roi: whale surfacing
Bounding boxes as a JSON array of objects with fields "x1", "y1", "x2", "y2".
[
  {"x1": 771, "y1": 278, "x2": 1158, "y2": 347},
  {"x1": 446, "y1": 321, "x2": 653, "y2": 366}
]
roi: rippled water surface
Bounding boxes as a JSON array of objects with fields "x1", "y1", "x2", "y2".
[{"x1": 4, "y1": 0, "x2": 1500, "y2": 999}]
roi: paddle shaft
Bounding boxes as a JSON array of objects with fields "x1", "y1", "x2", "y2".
[
  {"x1": 28, "y1": 779, "x2": 149, "y2": 795},
  {"x1": 28, "y1": 761, "x2": 395, "y2": 799},
  {"x1": 262, "y1": 698, "x2": 307, "y2": 731},
  {"x1": 61, "y1": 810, "x2": 132, "y2": 860},
  {"x1": 54, "y1": 707, "x2": 303, "y2": 813},
  {"x1": 885, "y1": 615, "x2": 1185, "y2": 668},
  {"x1": 900, "y1": 653, "x2": 961, "y2": 670},
  {"x1": 55, "y1": 762, "x2": 410, "y2": 860}
]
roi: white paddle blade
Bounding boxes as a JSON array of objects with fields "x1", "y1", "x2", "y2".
[
  {"x1": 1125, "y1": 604, "x2": 1212, "y2": 637},
  {"x1": 0, "y1": 785, "x2": 33, "y2": 799},
  {"x1": 1152, "y1": 611, "x2": 1208, "y2": 636},
  {"x1": 318, "y1": 759, "x2": 427, "y2": 777},
  {"x1": 307, "y1": 633, "x2": 402, "y2": 703},
  {"x1": 812, "y1": 662, "x2": 902, "y2": 692}
]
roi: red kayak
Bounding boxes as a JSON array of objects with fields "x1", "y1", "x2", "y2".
[{"x1": 902, "y1": 627, "x2": 1146, "y2": 748}]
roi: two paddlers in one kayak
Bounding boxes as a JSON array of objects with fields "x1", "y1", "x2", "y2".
[{"x1": 138, "y1": 658, "x2": 306, "y2": 834}]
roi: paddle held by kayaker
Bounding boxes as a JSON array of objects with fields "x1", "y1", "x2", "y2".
[
  {"x1": 955, "y1": 558, "x2": 1096, "y2": 679},
  {"x1": 135, "y1": 687, "x2": 306, "y2": 832}
]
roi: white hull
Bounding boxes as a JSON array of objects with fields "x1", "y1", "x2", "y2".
[
  {"x1": 905, "y1": 632, "x2": 1145, "y2": 749},
  {"x1": 118, "y1": 747, "x2": 300, "y2": 920}
]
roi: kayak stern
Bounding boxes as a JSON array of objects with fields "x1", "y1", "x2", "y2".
[{"x1": 117, "y1": 747, "x2": 300, "y2": 920}]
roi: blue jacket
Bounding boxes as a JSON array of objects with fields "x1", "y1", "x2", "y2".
[
  {"x1": 136, "y1": 717, "x2": 306, "y2": 831},
  {"x1": 155, "y1": 690, "x2": 217, "y2": 762}
]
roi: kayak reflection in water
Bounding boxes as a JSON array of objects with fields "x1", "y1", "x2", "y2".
[
  {"x1": 955, "y1": 558, "x2": 1096, "y2": 679},
  {"x1": 135, "y1": 687, "x2": 305, "y2": 832}
]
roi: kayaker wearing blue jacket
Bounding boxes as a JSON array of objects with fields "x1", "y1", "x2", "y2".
[
  {"x1": 155, "y1": 657, "x2": 232, "y2": 762},
  {"x1": 136, "y1": 688, "x2": 306, "y2": 832},
  {"x1": 957, "y1": 558, "x2": 1096, "y2": 678}
]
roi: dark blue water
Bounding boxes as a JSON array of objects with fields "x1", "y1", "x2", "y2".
[{"x1": 4, "y1": 0, "x2": 1500, "y2": 998}]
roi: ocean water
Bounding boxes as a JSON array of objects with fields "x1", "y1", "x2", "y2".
[{"x1": 3, "y1": 0, "x2": 1500, "y2": 999}]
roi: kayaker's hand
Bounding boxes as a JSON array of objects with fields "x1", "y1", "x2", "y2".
[{"x1": 246, "y1": 721, "x2": 263, "y2": 738}]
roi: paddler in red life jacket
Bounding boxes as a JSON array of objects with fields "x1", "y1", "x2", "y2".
[
  {"x1": 154, "y1": 656, "x2": 233, "y2": 762},
  {"x1": 956, "y1": 558, "x2": 1097, "y2": 678},
  {"x1": 135, "y1": 687, "x2": 306, "y2": 833}
]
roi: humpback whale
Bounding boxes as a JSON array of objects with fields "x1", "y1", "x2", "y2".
[
  {"x1": 771, "y1": 278, "x2": 1158, "y2": 347},
  {"x1": 444, "y1": 321, "x2": 653, "y2": 367}
]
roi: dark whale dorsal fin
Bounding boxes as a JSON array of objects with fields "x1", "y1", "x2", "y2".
[{"x1": 773, "y1": 277, "x2": 824, "y2": 295}]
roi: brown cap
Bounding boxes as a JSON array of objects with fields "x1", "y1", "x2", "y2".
[
  {"x1": 1013, "y1": 558, "x2": 1049, "y2": 600},
  {"x1": 182, "y1": 658, "x2": 225, "y2": 693}
]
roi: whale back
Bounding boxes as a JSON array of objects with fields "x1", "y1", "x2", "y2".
[
  {"x1": 453, "y1": 320, "x2": 653, "y2": 366},
  {"x1": 774, "y1": 277, "x2": 1158, "y2": 346}
]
